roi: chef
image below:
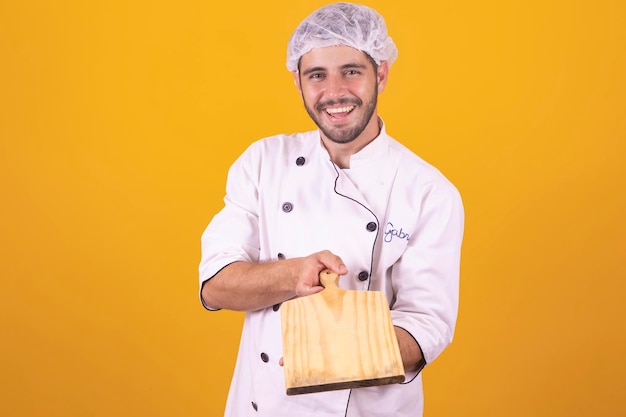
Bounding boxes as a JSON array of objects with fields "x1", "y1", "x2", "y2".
[{"x1": 199, "y1": 3, "x2": 464, "y2": 416}]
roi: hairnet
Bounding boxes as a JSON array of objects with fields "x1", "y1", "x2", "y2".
[{"x1": 286, "y1": 2, "x2": 398, "y2": 72}]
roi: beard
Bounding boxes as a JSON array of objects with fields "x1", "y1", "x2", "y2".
[{"x1": 303, "y1": 88, "x2": 378, "y2": 145}]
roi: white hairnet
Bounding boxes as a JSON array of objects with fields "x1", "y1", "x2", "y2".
[{"x1": 286, "y1": 2, "x2": 398, "y2": 72}]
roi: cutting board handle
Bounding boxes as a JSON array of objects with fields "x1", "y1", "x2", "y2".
[{"x1": 319, "y1": 269, "x2": 340, "y2": 289}]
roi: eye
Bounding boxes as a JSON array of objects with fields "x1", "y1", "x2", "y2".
[
  {"x1": 345, "y1": 69, "x2": 361, "y2": 76},
  {"x1": 309, "y1": 72, "x2": 325, "y2": 80}
]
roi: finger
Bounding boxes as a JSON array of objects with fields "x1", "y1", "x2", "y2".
[
  {"x1": 333, "y1": 263, "x2": 348, "y2": 275},
  {"x1": 305, "y1": 285, "x2": 324, "y2": 295},
  {"x1": 296, "y1": 283, "x2": 324, "y2": 297},
  {"x1": 316, "y1": 251, "x2": 348, "y2": 275},
  {"x1": 324, "y1": 257, "x2": 348, "y2": 275}
]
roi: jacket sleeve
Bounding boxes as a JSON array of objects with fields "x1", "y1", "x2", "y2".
[
  {"x1": 198, "y1": 144, "x2": 262, "y2": 310},
  {"x1": 389, "y1": 179, "x2": 464, "y2": 371}
]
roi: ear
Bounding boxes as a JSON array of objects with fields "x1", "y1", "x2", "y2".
[
  {"x1": 376, "y1": 61, "x2": 389, "y2": 93},
  {"x1": 292, "y1": 70, "x2": 302, "y2": 94}
]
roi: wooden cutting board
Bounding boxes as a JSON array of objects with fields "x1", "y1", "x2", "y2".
[{"x1": 280, "y1": 269, "x2": 405, "y2": 395}]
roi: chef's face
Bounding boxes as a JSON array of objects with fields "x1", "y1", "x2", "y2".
[{"x1": 294, "y1": 45, "x2": 388, "y2": 145}]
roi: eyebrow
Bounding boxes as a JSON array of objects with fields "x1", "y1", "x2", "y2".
[{"x1": 301, "y1": 63, "x2": 369, "y2": 77}]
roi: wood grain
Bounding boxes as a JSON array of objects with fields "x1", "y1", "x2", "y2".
[{"x1": 281, "y1": 269, "x2": 405, "y2": 395}]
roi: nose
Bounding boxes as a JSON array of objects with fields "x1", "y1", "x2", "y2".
[{"x1": 325, "y1": 74, "x2": 347, "y2": 98}]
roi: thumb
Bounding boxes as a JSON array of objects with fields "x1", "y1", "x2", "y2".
[{"x1": 295, "y1": 278, "x2": 324, "y2": 297}]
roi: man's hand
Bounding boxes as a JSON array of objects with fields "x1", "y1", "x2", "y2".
[
  {"x1": 202, "y1": 250, "x2": 348, "y2": 311},
  {"x1": 294, "y1": 250, "x2": 348, "y2": 297}
]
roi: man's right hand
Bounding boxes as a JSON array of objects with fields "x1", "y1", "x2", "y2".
[
  {"x1": 201, "y1": 250, "x2": 348, "y2": 312},
  {"x1": 294, "y1": 250, "x2": 348, "y2": 297}
]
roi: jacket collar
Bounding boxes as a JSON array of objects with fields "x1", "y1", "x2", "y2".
[{"x1": 346, "y1": 117, "x2": 390, "y2": 168}]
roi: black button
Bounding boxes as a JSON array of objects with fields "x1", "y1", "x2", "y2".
[
  {"x1": 358, "y1": 271, "x2": 369, "y2": 281},
  {"x1": 282, "y1": 202, "x2": 293, "y2": 213},
  {"x1": 296, "y1": 156, "x2": 306, "y2": 166},
  {"x1": 251, "y1": 401, "x2": 258, "y2": 411},
  {"x1": 261, "y1": 352, "x2": 269, "y2": 362},
  {"x1": 366, "y1": 222, "x2": 377, "y2": 231},
  {"x1": 273, "y1": 303, "x2": 281, "y2": 311},
  {"x1": 277, "y1": 253, "x2": 285, "y2": 260}
]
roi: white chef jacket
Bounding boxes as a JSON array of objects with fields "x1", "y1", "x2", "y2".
[{"x1": 199, "y1": 123, "x2": 464, "y2": 417}]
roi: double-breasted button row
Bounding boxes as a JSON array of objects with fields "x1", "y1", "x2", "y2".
[
  {"x1": 283, "y1": 155, "x2": 305, "y2": 215},
  {"x1": 260, "y1": 352, "x2": 269, "y2": 363},
  {"x1": 358, "y1": 271, "x2": 370, "y2": 281},
  {"x1": 275, "y1": 252, "x2": 285, "y2": 312},
  {"x1": 366, "y1": 221, "x2": 377, "y2": 232},
  {"x1": 274, "y1": 253, "x2": 286, "y2": 311}
]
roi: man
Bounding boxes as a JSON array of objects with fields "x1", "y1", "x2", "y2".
[{"x1": 199, "y1": 2, "x2": 464, "y2": 416}]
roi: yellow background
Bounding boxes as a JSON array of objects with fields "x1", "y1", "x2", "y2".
[{"x1": 1, "y1": 0, "x2": 625, "y2": 416}]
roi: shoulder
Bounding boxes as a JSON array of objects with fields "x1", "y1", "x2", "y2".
[
  {"x1": 228, "y1": 130, "x2": 319, "y2": 178},
  {"x1": 387, "y1": 135, "x2": 459, "y2": 194},
  {"x1": 244, "y1": 130, "x2": 318, "y2": 157},
  {"x1": 383, "y1": 134, "x2": 463, "y2": 220}
]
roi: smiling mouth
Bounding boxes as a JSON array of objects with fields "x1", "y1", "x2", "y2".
[{"x1": 325, "y1": 105, "x2": 355, "y2": 116}]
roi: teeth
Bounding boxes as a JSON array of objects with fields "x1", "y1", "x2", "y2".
[{"x1": 326, "y1": 106, "x2": 355, "y2": 114}]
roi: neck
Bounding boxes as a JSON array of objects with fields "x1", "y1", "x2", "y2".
[{"x1": 321, "y1": 116, "x2": 381, "y2": 169}]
